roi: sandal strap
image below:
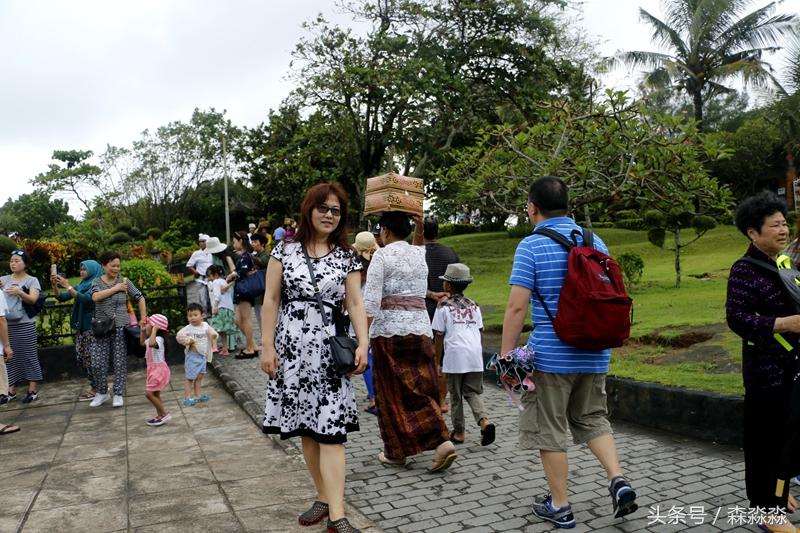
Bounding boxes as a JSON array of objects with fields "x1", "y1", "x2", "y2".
[
  {"x1": 327, "y1": 518, "x2": 361, "y2": 533},
  {"x1": 299, "y1": 500, "x2": 328, "y2": 523}
]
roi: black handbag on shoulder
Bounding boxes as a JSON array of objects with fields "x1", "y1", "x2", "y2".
[
  {"x1": 301, "y1": 244, "x2": 358, "y2": 376},
  {"x1": 91, "y1": 315, "x2": 115, "y2": 337}
]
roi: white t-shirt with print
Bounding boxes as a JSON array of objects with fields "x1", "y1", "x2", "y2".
[
  {"x1": 176, "y1": 322, "x2": 218, "y2": 361},
  {"x1": 431, "y1": 296, "x2": 484, "y2": 374}
]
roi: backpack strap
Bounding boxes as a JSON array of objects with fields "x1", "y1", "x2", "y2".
[
  {"x1": 737, "y1": 256, "x2": 780, "y2": 273},
  {"x1": 735, "y1": 256, "x2": 797, "y2": 352},
  {"x1": 530, "y1": 226, "x2": 596, "y2": 323}
]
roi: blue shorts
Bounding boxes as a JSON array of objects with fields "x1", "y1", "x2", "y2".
[{"x1": 184, "y1": 352, "x2": 207, "y2": 380}]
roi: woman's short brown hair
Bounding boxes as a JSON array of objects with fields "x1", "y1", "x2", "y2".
[{"x1": 294, "y1": 182, "x2": 351, "y2": 250}]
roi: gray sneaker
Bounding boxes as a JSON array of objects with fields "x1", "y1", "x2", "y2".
[{"x1": 532, "y1": 494, "x2": 576, "y2": 529}]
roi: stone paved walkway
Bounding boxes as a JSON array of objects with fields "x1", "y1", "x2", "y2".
[
  {"x1": 212, "y1": 352, "x2": 800, "y2": 533},
  {"x1": 184, "y1": 281, "x2": 800, "y2": 532},
  {"x1": 0, "y1": 369, "x2": 378, "y2": 533}
]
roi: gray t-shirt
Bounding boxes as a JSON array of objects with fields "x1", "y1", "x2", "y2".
[{"x1": 0, "y1": 274, "x2": 41, "y2": 324}]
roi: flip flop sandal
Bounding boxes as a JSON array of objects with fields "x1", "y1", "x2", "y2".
[
  {"x1": 377, "y1": 451, "x2": 406, "y2": 467},
  {"x1": 298, "y1": 500, "x2": 329, "y2": 526},
  {"x1": 480, "y1": 423, "x2": 496, "y2": 446},
  {"x1": 449, "y1": 431, "x2": 464, "y2": 444},
  {"x1": 429, "y1": 451, "x2": 457, "y2": 473},
  {"x1": 0, "y1": 424, "x2": 20, "y2": 435},
  {"x1": 78, "y1": 392, "x2": 95, "y2": 401}
]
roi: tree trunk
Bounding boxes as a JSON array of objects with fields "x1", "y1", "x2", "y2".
[
  {"x1": 674, "y1": 228, "x2": 682, "y2": 288},
  {"x1": 692, "y1": 90, "x2": 704, "y2": 132}
]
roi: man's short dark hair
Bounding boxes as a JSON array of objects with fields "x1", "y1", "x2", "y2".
[
  {"x1": 378, "y1": 211, "x2": 412, "y2": 239},
  {"x1": 528, "y1": 176, "x2": 568, "y2": 217},
  {"x1": 735, "y1": 190, "x2": 787, "y2": 237},
  {"x1": 187, "y1": 302, "x2": 204, "y2": 314},
  {"x1": 250, "y1": 233, "x2": 267, "y2": 245},
  {"x1": 423, "y1": 217, "x2": 439, "y2": 240}
]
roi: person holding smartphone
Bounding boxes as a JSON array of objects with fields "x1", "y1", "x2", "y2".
[{"x1": 51, "y1": 259, "x2": 103, "y2": 401}]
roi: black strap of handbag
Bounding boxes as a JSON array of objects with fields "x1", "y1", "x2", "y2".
[{"x1": 301, "y1": 243, "x2": 338, "y2": 337}]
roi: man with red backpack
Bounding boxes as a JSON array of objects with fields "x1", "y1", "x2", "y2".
[{"x1": 501, "y1": 176, "x2": 637, "y2": 529}]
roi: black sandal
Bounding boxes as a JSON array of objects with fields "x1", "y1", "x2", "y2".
[
  {"x1": 298, "y1": 500, "x2": 329, "y2": 526},
  {"x1": 327, "y1": 517, "x2": 361, "y2": 533},
  {"x1": 449, "y1": 431, "x2": 464, "y2": 444}
]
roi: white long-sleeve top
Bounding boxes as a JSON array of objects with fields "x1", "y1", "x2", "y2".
[{"x1": 363, "y1": 240, "x2": 432, "y2": 339}]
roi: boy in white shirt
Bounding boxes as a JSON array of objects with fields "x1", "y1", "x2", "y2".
[
  {"x1": 176, "y1": 303, "x2": 219, "y2": 406},
  {"x1": 432, "y1": 263, "x2": 495, "y2": 447}
]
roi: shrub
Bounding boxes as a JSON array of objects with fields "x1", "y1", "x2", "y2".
[
  {"x1": 507, "y1": 224, "x2": 533, "y2": 239},
  {"x1": 613, "y1": 219, "x2": 647, "y2": 231},
  {"x1": 173, "y1": 246, "x2": 195, "y2": 263},
  {"x1": 115, "y1": 223, "x2": 132, "y2": 234},
  {"x1": 0, "y1": 235, "x2": 16, "y2": 255},
  {"x1": 128, "y1": 227, "x2": 142, "y2": 239},
  {"x1": 617, "y1": 252, "x2": 644, "y2": 292},
  {"x1": 437, "y1": 224, "x2": 481, "y2": 238},
  {"x1": 145, "y1": 227, "x2": 163, "y2": 240},
  {"x1": 109, "y1": 231, "x2": 131, "y2": 245},
  {"x1": 120, "y1": 259, "x2": 173, "y2": 289}
]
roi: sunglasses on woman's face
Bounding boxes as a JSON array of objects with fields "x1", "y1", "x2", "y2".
[{"x1": 316, "y1": 205, "x2": 342, "y2": 217}]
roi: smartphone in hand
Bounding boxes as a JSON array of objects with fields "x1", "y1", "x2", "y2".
[{"x1": 50, "y1": 264, "x2": 57, "y2": 277}]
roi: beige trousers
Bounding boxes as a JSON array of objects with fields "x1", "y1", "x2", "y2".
[{"x1": 0, "y1": 357, "x2": 8, "y2": 395}]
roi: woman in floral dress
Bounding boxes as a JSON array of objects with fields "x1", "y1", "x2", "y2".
[{"x1": 260, "y1": 182, "x2": 369, "y2": 533}]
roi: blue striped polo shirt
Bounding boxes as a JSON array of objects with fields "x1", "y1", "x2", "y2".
[{"x1": 509, "y1": 217, "x2": 611, "y2": 373}]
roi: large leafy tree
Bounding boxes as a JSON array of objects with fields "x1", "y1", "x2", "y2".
[
  {"x1": 434, "y1": 90, "x2": 733, "y2": 286},
  {"x1": 0, "y1": 191, "x2": 73, "y2": 240},
  {"x1": 100, "y1": 108, "x2": 241, "y2": 231},
  {"x1": 613, "y1": 0, "x2": 798, "y2": 129},
  {"x1": 282, "y1": 0, "x2": 592, "y2": 212},
  {"x1": 30, "y1": 150, "x2": 102, "y2": 212}
]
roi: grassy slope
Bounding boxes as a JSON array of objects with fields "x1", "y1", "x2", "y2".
[{"x1": 440, "y1": 225, "x2": 750, "y2": 395}]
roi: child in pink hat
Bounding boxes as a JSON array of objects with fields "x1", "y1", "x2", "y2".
[{"x1": 140, "y1": 313, "x2": 172, "y2": 426}]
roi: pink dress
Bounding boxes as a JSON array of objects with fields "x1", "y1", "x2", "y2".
[{"x1": 145, "y1": 336, "x2": 171, "y2": 392}]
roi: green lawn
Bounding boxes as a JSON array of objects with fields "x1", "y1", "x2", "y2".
[{"x1": 441, "y1": 225, "x2": 751, "y2": 396}]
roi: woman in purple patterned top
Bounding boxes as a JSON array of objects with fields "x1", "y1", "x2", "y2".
[{"x1": 726, "y1": 191, "x2": 799, "y2": 532}]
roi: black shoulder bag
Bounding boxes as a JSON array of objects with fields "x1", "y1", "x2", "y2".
[{"x1": 302, "y1": 244, "x2": 358, "y2": 376}]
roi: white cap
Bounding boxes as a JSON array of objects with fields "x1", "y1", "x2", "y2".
[
  {"x1": 198, "y1": 233, "x2": 210, "y2": 241},
  {"x1": 248, "y1": 223, "x2": 256, "y2": 229}
]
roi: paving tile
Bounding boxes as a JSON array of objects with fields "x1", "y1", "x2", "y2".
[
  {"x1": 22, "y1": 497, "x2": 128, "y2": 533},
  {"x1": 33, "y1": 473, "x2": 126, "y2": 511},
  {"x1": 132, "y1": 511, "x2": 243, "y2": 532},
  {"x1": 128, "y1": 483, "x2": 230, "y2": 528}
]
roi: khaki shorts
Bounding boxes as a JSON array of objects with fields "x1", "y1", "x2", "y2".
[{"x1": 519, "y1": 371, "x2": 612, "y2": 452}]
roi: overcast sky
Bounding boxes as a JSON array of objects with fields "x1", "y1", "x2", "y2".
[{"x1": 0, "y1": 0, "x2": 794, "y2": 215}]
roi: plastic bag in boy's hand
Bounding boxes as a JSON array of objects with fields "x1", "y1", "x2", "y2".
[{"x1": 486, "y1": 346, "x2": 536, "y2": 411}]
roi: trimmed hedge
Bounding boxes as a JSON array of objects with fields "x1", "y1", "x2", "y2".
[{"x1": 438, "y1": 223, "x2": 481, "y2": 238}]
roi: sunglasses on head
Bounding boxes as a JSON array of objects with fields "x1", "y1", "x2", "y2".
[{"x1": 11, "y1": 250, "x2": 24, "y2": 257}]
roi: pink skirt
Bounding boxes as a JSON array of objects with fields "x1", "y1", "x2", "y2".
[{"x1": 146, "y1": 362, "x2": 171, "y2": 392}]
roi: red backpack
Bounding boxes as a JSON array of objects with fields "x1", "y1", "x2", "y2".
[{"x1": 533, "y1": 227, "x2": 632, "y2": 350}]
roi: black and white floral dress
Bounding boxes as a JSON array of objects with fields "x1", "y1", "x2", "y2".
[{"x1": 262, "y1": 241, "x2": 362, "y2": 444}]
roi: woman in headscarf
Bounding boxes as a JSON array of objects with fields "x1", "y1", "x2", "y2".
[{"x1": 51, "y1": 259, "x2": 103, "y2": 401}]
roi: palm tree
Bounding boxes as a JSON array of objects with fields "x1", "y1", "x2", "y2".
[{"x1": 613, "y1": 0, "x2": 798, "y2": 130}]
